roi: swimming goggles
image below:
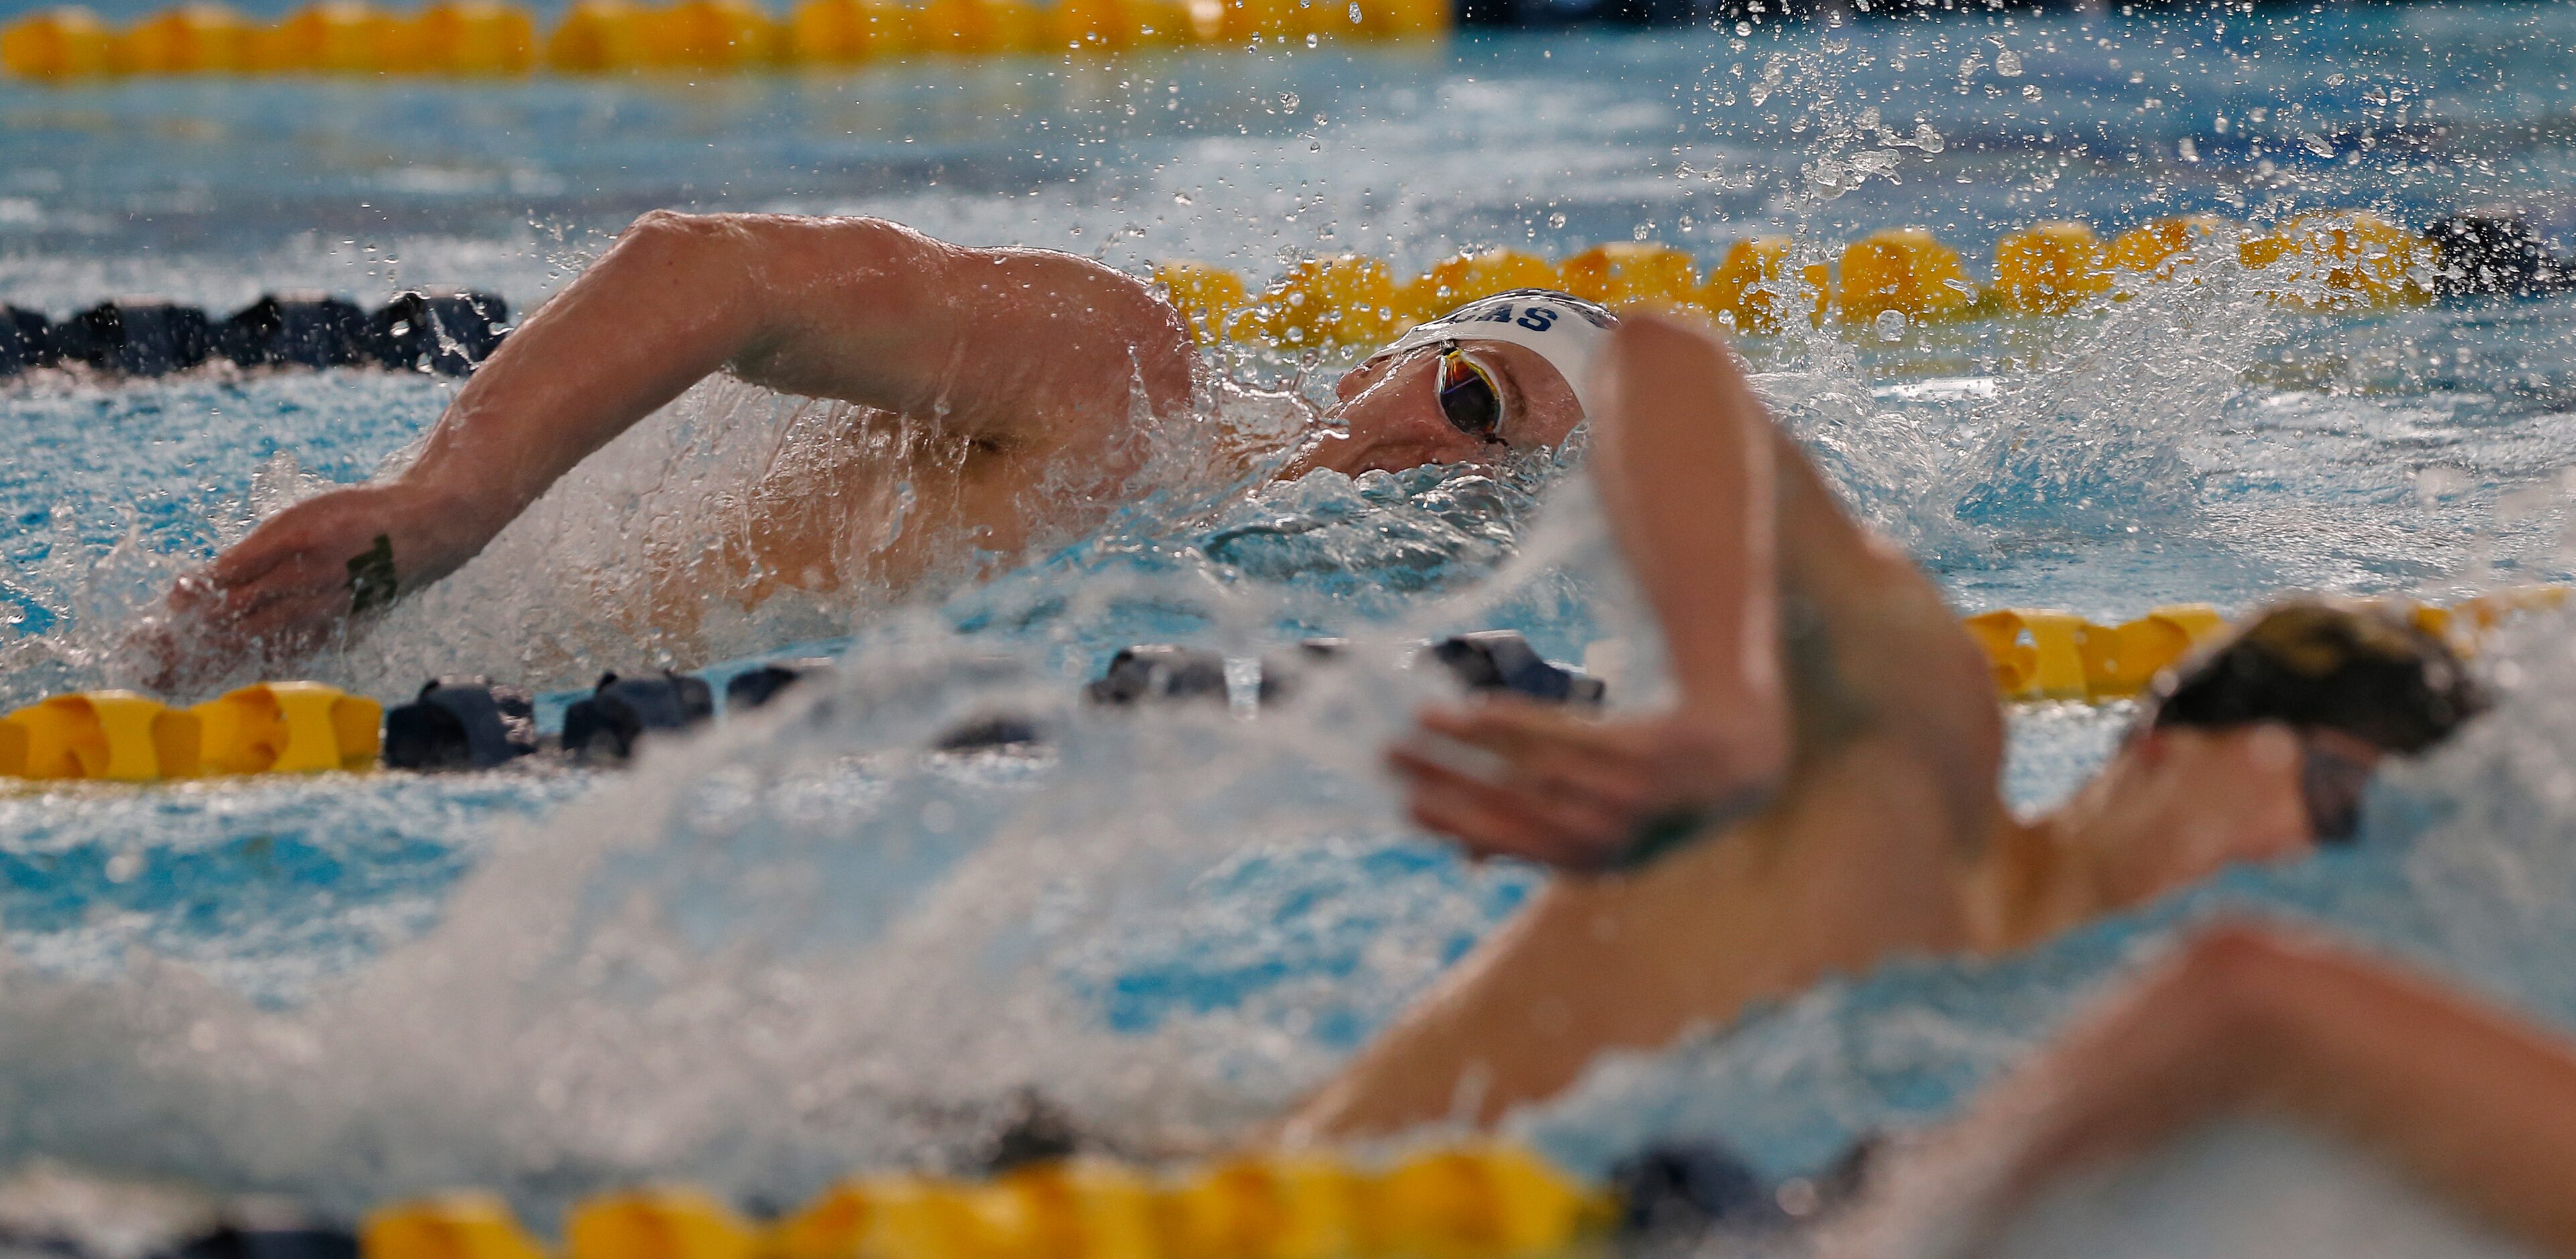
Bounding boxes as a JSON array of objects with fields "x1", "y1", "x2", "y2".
[
  {"x1": 2299, "y1": 739, "x2": 2376, "y2": 845},
  {"x1": 1436, "y1": 339, "x2": 1509, "y2": 445}
]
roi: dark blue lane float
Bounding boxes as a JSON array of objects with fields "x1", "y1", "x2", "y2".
[
  {"x1": 2427, "y1": 215, "x2": 2576, "y2": 300},
  {"x1": 381, "y1": 676, "x2": 541, "y2": 771},
  {"x1": 217, "y1": 292, "x2": 373, "y2": 369},
  {"x1": 0, "y1": 289, "x2": 509, "y2": 379},
  {"x1": 1430, "y1": 631, "x2": 1606, "y2": 707},
  {"x1": 367, "y1": 630, "x2": 1600, "y2": 772},
  {"x1": 561, "y1": 670, "x2": 715, "y2": 764},
  {"x1": 54, "y1": 298, "x2": 215, "y2": 375},
  {"x1": 1084, "y1": 644, "x2": 1230, "y2": 707},
  {"x1": 723, "y1": 658, "x2": 835, "y2": 711},
  {"x1": 1084, "y1": 632, "x2": 1603, "y2": 711}
]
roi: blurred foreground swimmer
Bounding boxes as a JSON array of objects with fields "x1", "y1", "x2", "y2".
[
  {"x1": 1283, "y1": 312, "x2": 2484, "y2": 1140},
  {"x1": 1818, "y1": 922, "x2": 2576, "y2": 1257},
  {"x1": 136, "y1": 213, "x2": 1614, "y2": 686}
]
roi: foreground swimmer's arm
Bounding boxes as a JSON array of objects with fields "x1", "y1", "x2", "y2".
[
  {"x1": 151, "y1": 212, "x2": 1193, "y2": 678},
  {"x1": 1389, "y1": 312, "x2": 1792, "y2": 870},
  {"x1": 1286, "y1": 315, "x2": 1949, "y2": 1142},
  {"x1": 1821, "y1": 924, "x2": 2576, "y2": 1257}
]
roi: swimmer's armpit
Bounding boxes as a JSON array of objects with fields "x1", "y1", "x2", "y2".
[{"x1": 347, "y1": 534, "x2": 397, "y2": 613}]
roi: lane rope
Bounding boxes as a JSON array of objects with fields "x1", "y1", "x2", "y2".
[
  {"x1": 3, "y1": 588, "x2": 2561, "y2": 784},
  {"x1": 1, "y1": 0, "x2": 1449, "y2": 80},
  {"x1": 11, "y1": 209, "x2": 2555, "y2": 382}
]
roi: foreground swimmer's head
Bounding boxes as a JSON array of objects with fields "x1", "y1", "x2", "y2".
[
  {"x1": 2147, "y1": 599, "x2": 2483, "y2": 840},
  {"x1": 1280, "y1": 290, "x2": 1617, "y2": 479},
  {"x1": 2063, "y1": 601, "x2": 2483, "y2": 905}
]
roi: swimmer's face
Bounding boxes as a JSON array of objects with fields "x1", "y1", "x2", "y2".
[
  {"x1": 2087, "y1": 721, "x2": 2384, "y2": 907},
  {"x1": 1277, "y1": 341, "x2": 1587, "y2": 479}
]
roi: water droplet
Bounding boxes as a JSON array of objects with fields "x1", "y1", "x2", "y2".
[{"x1": 1875, "y1": 309, "x2": 1908, "y2": 341}]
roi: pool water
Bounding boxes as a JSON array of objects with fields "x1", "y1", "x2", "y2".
[{"x1": 3, "y1": 0, "x2": 2576, "y2": 1232}]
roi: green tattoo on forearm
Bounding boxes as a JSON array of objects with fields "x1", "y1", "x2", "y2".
[{"x1": 347, "y1": 534, "x2": 397, "y2": 614}]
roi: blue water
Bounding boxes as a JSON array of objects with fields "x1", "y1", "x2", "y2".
[{"x1": 2, "y1": 0, "x2": 2576, "y2": 1230}]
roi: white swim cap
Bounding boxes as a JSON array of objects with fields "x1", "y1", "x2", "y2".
[{"x1": 1365, "y1": 289, "x2": 1619, "y2": 419}]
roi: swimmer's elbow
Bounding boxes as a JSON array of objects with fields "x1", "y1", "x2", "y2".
[
  {"x1": 613, "y1": 209, "x2": 755, "y2": 269},
  {"x1": 609, "y1": 211, "x2": 934, "y2": 364},
  {"x1": 605, "y1": 211, "x2": 770, "y2": 335}
]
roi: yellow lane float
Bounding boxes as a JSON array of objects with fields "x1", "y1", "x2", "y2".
[
  {"x1": 2105, "y1": 212, "x2": 2227, "y2": 287},
  {"x1": 0, "y1": 691, "x2": 199, "y2": 782},
  {"x1": 0, "y1": 682, "x2": 380, "y2": 782},
  {"x1": 1554, "y1": 242, "x2": 1699, "y2": 310},
  {"x1": 1241, "y1": 254, "x2": 1398, "y2": 349},
  {"x1": 2238, "y1": 211, "x2": 2435, "y2": 311},
  {"x1": 1963, "y1": 589, "x2": 2564, "y2": 706},
  {"x1": 1964, "y1": 604, "x2": 2229, "y2": 705},
  {"x1": 0, "y1": 4, "x2": 111, "y2": 75},
  {"x1": 1698, "y1": 236, "x2": 1827, "y2": 335},
  {"x1": 6, "y1": 0, "x2": 1440, "y2": 78},
  {"x1": 1837, "y1": 227, "x2": 1977, "y2": 328},
  {"x1": 1398, "y1": 249, "x2": 1560, "y2": 322},
  {"x1": 1992, "y1": 221, "x2": 2111, "y2": 316},
  {"x1": 109, "y1": 2, "x2": 254, "y2": 72},
  {"x1": 365, "y1": 1146, "x2": 1611, "y2": 1259},
  {"x1": 1149, "y1": 210, "x2": 2443, "y2": 353},
  {"x1": 363, "y1": 1192, "x2": 550, "y2": 1259}
]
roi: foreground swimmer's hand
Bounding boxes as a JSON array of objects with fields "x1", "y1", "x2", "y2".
[
  {"x1": 137, "y1": 480, "x2": 474, "y2": 691},
  {"x1": 1388, "y1": 695, "x2": 1780, "y2": 871}
]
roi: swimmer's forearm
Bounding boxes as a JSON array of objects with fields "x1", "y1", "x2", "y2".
[
  {"x1": 1926, "y1": 929, "x2": 2576, "y2": 1253},
  {"x1": 1591, "y1": 316, "x2": 1788, "y2": 753},
  {"x1": 388, "y1": 214, "x2": 808, "y2": 563},
  {"x1": 2227, "y1": 937, "x2": 2576, "y2": 1252}
]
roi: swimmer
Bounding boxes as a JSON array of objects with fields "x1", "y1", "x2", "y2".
[
  {"x1": 141, "y1": 213, "x2": 1612, "y2": 686},
  {"x1": 1284, "y1": 312, "x2": 2482, "y2": 1140},
  {"x1": 1820, "y1": 922, "x2": 2576, "y2": 1256}
]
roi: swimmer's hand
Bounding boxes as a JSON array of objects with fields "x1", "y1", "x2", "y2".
[
  {"x1": 136, "y1": 481, "x2": 474, "y2": 691},
  {"x1": 1386, "y1": 695, "x2": 1784, "y2": 872}
]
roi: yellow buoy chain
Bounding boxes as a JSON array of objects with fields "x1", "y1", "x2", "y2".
[
  {"x1": 1967, "y1": 587, "x2": 2567, "y2": 706},
  {"x1": 361, "y1": 1145, "x2": 1615, "y2": 1259},
  {"x1": 1158, "y1": 212, "x2": 2447, "y2": 349},
  {"x1": 0, "y1": 681, "x2": 381, "y2": 782},
  {"x1": 0, "y1": 0, "x2": 1446, "y2": 79}
]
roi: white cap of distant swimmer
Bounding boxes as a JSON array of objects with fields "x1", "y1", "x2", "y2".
[{"x1": 1365, "y1": 289, "x2": 1620, "y2": 419}]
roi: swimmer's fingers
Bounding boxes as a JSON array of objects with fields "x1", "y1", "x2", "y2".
[
  {"x1": 1422, "y1": 699, "x2": 1664, "y2": 768},
  {"x1": 188, "y1": 553, "x2": 353, "y2": 636},
  {"x1": 1418, "y1": 703, "x2": 1667, "y2": 813},
  {"x1": 1390, "y1": 745, "x2": 1642, "y2": 867}
]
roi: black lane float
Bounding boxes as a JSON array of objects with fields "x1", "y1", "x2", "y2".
[{"x1": 0, "y1": 288, "x2": 509, "y2": 378}]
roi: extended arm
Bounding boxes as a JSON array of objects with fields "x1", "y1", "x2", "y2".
[
  {"x1": 1388, "y1": 311, "x2": 1792, "y2": 868},
  {"x1": 1827, "y1": 924, "x2": 2576, "y2": 1256},
  {"x1": 151, "y1": 212, "x2": 1192, "y2": 678}
]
